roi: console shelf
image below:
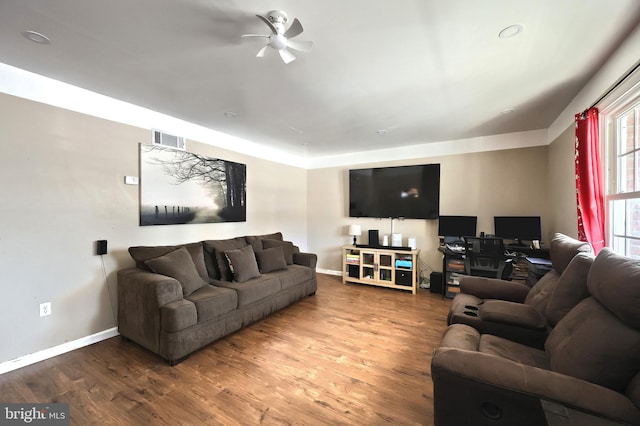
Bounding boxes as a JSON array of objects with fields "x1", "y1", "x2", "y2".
[{"x1": 342, "y1": 245, "x2": 420, "y2": 294}]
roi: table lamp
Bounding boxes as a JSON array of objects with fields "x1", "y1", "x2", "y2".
[{"x1": 348, "y1": 224, "x2": 361, "y2": 246}]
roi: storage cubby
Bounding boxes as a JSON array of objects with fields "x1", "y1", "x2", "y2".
[{"x1": 342, "y1": 245, "x2": 421, "y2": 294}]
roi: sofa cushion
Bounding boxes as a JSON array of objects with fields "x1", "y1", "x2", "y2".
[
  {"x1": 267, "y1": 264, "x2": 313, "y2": 290},
  {"x1": 144, "y1": 247, "x2": 207, "y2": 297},
  {"x1": 245, "y1": 232, "x2": 283, "y2": 252},
  {"x1": 224, "y1": 245, "x2": 261, "y2": 283},
  {"x1": 479, "y1": 334, "x2": 549, "y2": 369},
  {"x1": 255, "y1": 247, "x2": 288, "y2": 273},
  {"x1": 203, "y1": 237, "x2": 249, "y2": 281},
  {"x1": 185, "y1": 285, "x2": 238, "y2": 323},
  {"x1": 263, "y1": 239, "x2": 295, "y2": 264},
  {"x1": 549, "y1": 233, "x2": 592, "y2": 275},
  {"x1": 216, "y1": 275, "x2": 281, "y2": 307},
  {"x1": 587, "y1": 248, "x2": 640, "y2": 330},
  {"x1": 545, "y1": 252, "x2": 593, "y2": 326},
  {"x1": 129, "y1": 242, "x2": 208, "y2": 282},
  {"x1": 546, "y1": 297, "x2": 640, "y2": 393},
  {"x1": 524, "y1": 269, "x2": 560, "y2": 314}
]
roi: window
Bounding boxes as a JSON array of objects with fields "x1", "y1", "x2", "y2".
[{"x1": 602, "y1": 75, "x2": 640, "y2": 258}]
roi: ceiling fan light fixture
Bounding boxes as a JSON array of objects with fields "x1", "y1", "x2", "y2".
[
  {"x1": 498, "y1": 24, "x2": 524, "y2": 39},
  {"x1": 270, "y1": 34, "x2": 288, "y2": 50}
]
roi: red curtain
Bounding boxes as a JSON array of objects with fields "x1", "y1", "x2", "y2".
[{"x1": 575, "y1": 107, "x2": 605, "y2": 253}]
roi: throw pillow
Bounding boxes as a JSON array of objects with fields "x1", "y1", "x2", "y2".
[
  {"x1": 255, "y1": 246, "x2": 288, "y2": 273},
  {"x1": 203, "y1": 237, "x2": 248, "y2": 281},
  {"x1": 145, "y1": 247, "x2": 208, "y2": 297},
  {"x1": 262, "y1": 239, "x2": 294, "y2": 265},
  {"x1": 224, "y1": 245, "x2": 261, "y2": 283}
]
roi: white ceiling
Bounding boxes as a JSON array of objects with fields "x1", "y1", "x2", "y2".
[{"x1": 1, "y1": 0, "x2": 639, "y2": 158}]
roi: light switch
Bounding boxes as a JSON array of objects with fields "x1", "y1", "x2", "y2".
[{"x1": 124, "y1": 176, "x2": 139, "y2": 185}]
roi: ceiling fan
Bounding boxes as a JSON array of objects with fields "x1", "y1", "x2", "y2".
[{"x1": 241, "y1": 10, "x2": 313, "y2": 64}]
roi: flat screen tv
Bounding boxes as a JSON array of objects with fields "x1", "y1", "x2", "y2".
[
  {"x1": 494, "y1": 216, "x2": 542, "y2": 244},
  {"x1": 438, "y1": 215, "x2": 478, "y2": 238},
  {"x1": 349, "y1": 164, "x2": 440, "y2": 219}
]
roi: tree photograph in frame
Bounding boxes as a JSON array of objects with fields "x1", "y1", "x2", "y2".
[{"x1": 140, "y1": 144, "x2": 246, "y2": 225}]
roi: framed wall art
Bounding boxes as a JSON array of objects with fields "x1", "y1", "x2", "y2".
[{"x1": 140, "y1": 144, "x2": 246, "y2": 225}]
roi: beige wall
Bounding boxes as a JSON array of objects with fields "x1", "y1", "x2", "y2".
[
  {"x1": 0, "y1": 93, "x2": 308, "y2": 364},
  {"x1": 547, "y1": 124, "x2": 579, "y2": 238},
  {"x1": 307, "y1": 146, "x2": 549, "y2": 275}
]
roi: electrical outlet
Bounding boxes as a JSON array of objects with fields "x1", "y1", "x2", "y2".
[{"x1": 40, "y1": 302, "x2": 51, "y2": 317}]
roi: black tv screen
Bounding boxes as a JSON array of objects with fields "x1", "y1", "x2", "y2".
[
  {"x1": 438, "y1": 215, "x2": 477, "y2": 238},
  {"x1": 494, "y1": 216, "x2": 542, "y2": 242},
  {"x1": 349, "y1": 164, "x2": 440, "y2": 219}
]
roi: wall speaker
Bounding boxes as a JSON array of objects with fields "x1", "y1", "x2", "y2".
[
  {"x1": 368, "y1": 229, "x2": 379, "y2": 247},
  {"x1": 97, "y1": 240, "x2": 108, "y2": 256}
]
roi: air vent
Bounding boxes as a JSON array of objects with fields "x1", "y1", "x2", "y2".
[{"x1": 152, "y1": 129, "x2": 185, "y2": 150}]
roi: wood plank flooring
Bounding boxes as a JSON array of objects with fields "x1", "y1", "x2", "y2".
[{"x1": 0, "y1": 274, "x2": 451, "y2": 425}]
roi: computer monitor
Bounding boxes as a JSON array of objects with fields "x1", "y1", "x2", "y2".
[
  {"x1": 438, "y1": 215, "x2": 478, "y2": 241},
  {"x1": 493, "y1": 216, "x2": 542, "y2": 245}
]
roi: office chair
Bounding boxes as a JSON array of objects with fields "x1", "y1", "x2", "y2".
[{"x1": 463, "y1": 236, "x2": 509, "y2": 279}]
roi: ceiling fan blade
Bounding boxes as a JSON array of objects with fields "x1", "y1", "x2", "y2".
[
  {"x1": 287, "y1": 39, "x2": 313, "y2": 53},
  {"x1": 279, "y1": 49, "x2": 296, "y2": 64},
  {"x1": 256, "y1": 45, "x2": 269, "y2": 58},
  {"x1": 241, "y1": 34, "x2": 269, "y2": 38},
  {"x1": 284, "y1": 18, "x2": 304, "y2": 39},
  {"x1": 256, "y1": 14, "x2": 278, "y2": 35}
]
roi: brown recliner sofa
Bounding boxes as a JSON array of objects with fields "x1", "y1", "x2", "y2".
[
  {"x1": 432, "y1": 248, "x2": 640, "y2": 426},
  {"x1": 447, "y1": 233, "x2": 592, "y2": 348}
]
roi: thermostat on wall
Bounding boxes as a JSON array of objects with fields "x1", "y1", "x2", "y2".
[{"x1": 124, "y1": 176, "x2": 139, "y2": 185}]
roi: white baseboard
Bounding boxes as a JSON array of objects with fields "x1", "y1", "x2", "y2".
[
  {"x1": 318, "y1": 268, "x2": 342, "y2": 276},
  {"x1": 0, "y1": 327, "x2": 119, "y2": 375}
]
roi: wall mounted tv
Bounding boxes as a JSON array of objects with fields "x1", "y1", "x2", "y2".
[{"x1": 349, "y1": 164, "x2": 440, "y2": 219}]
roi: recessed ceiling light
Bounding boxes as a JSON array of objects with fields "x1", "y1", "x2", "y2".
[
  {"x1": 498, "y1": 24, "x2": 524, "y2": 39},
  {"x1": 376, "y1": 129, "x2": 388, "y2": 135},
  {"x1": 223, "y1": 111, "x2": 237, "y2": 119},
  {"x1": 22, "y1": 30, "x2": 51, "y2": 44}
]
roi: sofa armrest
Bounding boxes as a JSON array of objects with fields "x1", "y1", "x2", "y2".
[
  {"x1": 293, "y1": 252, "x2": 317, "y2": 269},
  {"x1": 431, "y1": 347, "x2": 640, "y2": 425},
  {"x1": 117, "y1": 268, "x2": 184, "y2": 353},
  {"x1": 479, "y1": 300, "x2": 547, "y2": 329},
  {"x1": 459, "y1": 276, "x2": 530, "y2": 303}
]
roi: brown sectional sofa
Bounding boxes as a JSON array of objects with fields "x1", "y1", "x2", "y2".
[
  {"x1": 117, "y1": 232, "x2": 317, "y2": 365},
  {"x1": 432, "y1": 247, "x2": 640, "y2": 425}
]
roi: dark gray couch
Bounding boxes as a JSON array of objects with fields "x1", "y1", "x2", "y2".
[{"x1": 117, "y1": 232, "x2": 317, "y2": 365}]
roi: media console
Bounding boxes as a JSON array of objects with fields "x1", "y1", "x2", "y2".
[{"x1": 342, "y1": 245, "x2": 420, "y2": 294}]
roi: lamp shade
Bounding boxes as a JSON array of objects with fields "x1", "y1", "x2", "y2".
[{"x1": 348, "y1": 224, "x2": 362, "y2": 236}]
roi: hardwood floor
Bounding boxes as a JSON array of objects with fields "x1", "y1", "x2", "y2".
[{"x1": 0, "y1": 274, "x2": 451, "y2": 425}]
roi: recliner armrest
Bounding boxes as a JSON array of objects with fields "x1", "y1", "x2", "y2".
[
  {"x1": 293, "y1": 252, "x2": 317, "y2": 269},
  {"x1": 459, "y1": 276, "x2": 530, "y2": 303},
  {"x1": 479, "y1": 300, "x2": 547, "y2": 329},
  {"x1": 431, "y1": 347, "x2": 640, "y2": 425}
]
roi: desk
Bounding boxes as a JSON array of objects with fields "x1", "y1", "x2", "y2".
[{"x1": 438, "y1": 244, "x2": 551, "y2": 297}]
